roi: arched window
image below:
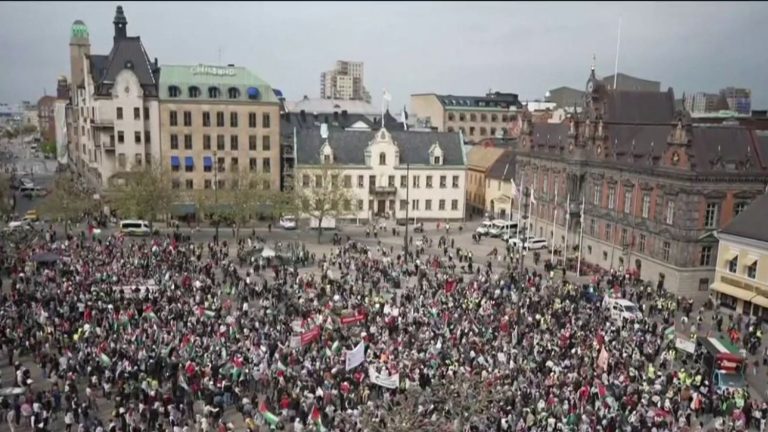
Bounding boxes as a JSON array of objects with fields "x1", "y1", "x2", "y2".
[
  {"x1": 208, "y1": 87, "x2": 220, "y2": 99},
  {"x1": 188, "y1": 86, "x2": 201, "y2": 98},
  {"x1": 379, "y1": 152, "x2": 386, "y2": 166},
  {"x1": 168, "y1": 86, "x2": 181, "y2": 97},
  {"x1": 227, "y1": 87, "x2": 240, "y2": 99}
]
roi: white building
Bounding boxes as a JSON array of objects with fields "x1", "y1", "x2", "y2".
[
  {"x1": 67, "y1": 7, "x2": 161, "y2": 188},
  {"x1": 294, "y1": 127, "x2": 467, "y2": 222},
  {"x1": 319, "y1": 60, "x2": 371, "y2": 102}
]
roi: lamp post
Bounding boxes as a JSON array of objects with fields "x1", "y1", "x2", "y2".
[
  {"x1": 213, "y1": 150, "x2": 219, "y2": 244},
  {"x1": 404, "y1": 162, "x2": 410, "y2": 264}
]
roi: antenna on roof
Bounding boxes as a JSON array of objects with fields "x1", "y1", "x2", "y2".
[{"x1": 613, "y1": 17, "x2": 621, "y2": 89}]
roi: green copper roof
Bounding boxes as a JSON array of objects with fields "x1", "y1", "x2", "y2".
[
  {"x1": 158, "y1": 64, "x2": 279, "y2": 103},
  {"x1": 71, "y1": 20, "x2": 88, "y2": 39}
]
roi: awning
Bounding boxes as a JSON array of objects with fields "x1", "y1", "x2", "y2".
[
  {"x1": 185, "y1": 156, "x2": 194, "y2": 168},
  {"x1": 710, "y1": 282, "x2": 757, "y2": 302},
  {"x1": 751, "y1": 296, "x2": 768, "y2": 309},
  {"x1": 203, "y1": 156, "x2": 213, "y2": 168},
  {"x1": 170, "y1": 156, "x2": 180, "y2": 167},
  {"x1": 722, "y1": 250, "x2": 738, "y2": 261}
]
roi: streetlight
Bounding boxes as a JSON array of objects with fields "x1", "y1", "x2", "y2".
[
  {"x1": 213, "y1": 149, "x2": 219, "y2": 244},
  {"x1": 403, "y1": 162, "x2": 410, "y2": 264}
]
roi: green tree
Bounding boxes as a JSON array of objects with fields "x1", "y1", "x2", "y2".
[
  {"x1": 296, "y1": 164, "x2": 355, "y2": 242},
  {"x1": 38, "y1": 174, "x2": 97, "y2": 233},
  {"x1": 0, "y1": 175, "x2": 13, "y2": 219},
  {"x1": 40, "y1": 141, "x2": 57, "y2": 157},
  {"x1": 20, "y1": 124, "x2": 37, "y2": 135},
  {"x1": 213, "y1": 171, "x2": 272, "y2": 240},
  {"x1": 107, "y1": 160, "x2": 177, "y2": 226}
]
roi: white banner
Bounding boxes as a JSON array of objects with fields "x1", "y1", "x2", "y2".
[
  {"x1": 345, "y1": 342, "x2": 365, "y2": 370},
  {"x1": 368, "y1": 367, "x2": 399, "y2": 389}
]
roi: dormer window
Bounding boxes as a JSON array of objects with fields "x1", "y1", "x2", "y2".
[
  {"x1": 208, "y1": 87, "x2": 220, "y2": 99},
  {"x1": 188, "y1": 86, "x2": 201, "y2": 98},
  {"x1": 433, "y1": 156, "x2": 441, "y2": 165},
  {"x1": 323, "y1": 154, "x2": 331, "y2": 164},
  {"x1": 168, "y1": 86, "x2": 181, "y2": 98},
  {"x1": 227, "y1": 87, "x2": 240, "y2": 99},
  {"x1": 379, "y1": 152, "x2": 386, "y2": 166}
]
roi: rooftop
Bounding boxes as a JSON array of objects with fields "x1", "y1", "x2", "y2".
[
  {"x1": 285, "y1": 97, "x2": 379, "y2": 116},
  {"x1": 415, "y1": 92, "x2": 523, "y2": 110},
  {"x1": 486, "y1": 150, "x2": 517, "y2": 181},
  {"x1": 720, "y1": 193, "x2": 768, "y2": 243},
  {"x1": 158, "y1": 64, "x2": 279, "y2": 103}
]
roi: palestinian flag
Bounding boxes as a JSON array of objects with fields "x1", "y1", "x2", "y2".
[
  {"x1": 311, "y1": 405, "x2": 326, "y2": 432},
  {"x1": 99, "y1": 353, "x2": 112, "y2": 367},
  {"x1": 593, "y1": 380, "x2": 607, "y2": 399},
  {"x1": 331, "y1": 341, "x2": 341, "y2": 354},
  {"x1": 143, "y1": 311, "x2": 158, "y2": 320},
  {"x1": 258, "y1": 401, "x2": 281, "y2": 428},
  {"x1": 197, "y1": 307, "x2": 216, "y2": 318}
]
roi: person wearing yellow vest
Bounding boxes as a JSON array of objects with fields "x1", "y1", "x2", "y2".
[{"x1": 647, "y1": 364, "x2": 656, "y2": 381}]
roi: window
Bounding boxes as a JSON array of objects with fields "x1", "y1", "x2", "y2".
[
  {"x1": 433, "y1": 156, "x2": 441, "y2": 165},
  {"x1": 262, "y1": 136, "x2": 270, "y2": 152},
  {"x1": 208, "y1": 87, "x2": 220, "y2": 99},
  {"x1": 452, "y1": 175, "x2": 460, "y2": 188},
  {"x1": 357, "y1": 175, "x2": 364, "y2": 188},
  {"x1": 189, "y1": 86, "x2": 201, "y2": 98},
  {"x1": 412, "y1": 199, "x2": 419, "y2": 210},
  {"x1": 249, "y1": 135, "x2": 257, "y2": 151},
  {"x1": 117, "y1": 107, "x2": 123, "y2": 120},
  {"x1": 608, "y1": 186, "x2": 616, "y2": 209},
  {"x1": 400, "y1": 175, "x2": 407, "y2": 188},
  {"x1": 134, "y1": 131, "x2": 141, "y2": 144},
  {"x1": 170, "y1": 134, "x2": 178, "y2": 149},
  {"x1": 230, "y1": 157, "x2": 239, "y2": 170},
  {"x1": 438, "y1": 199, "x2": 446, "y2": 211},
  {"x1": 400, "y1": 200, "x2": 407, "y2": 211},
  {"x1": 425, "y1": 199, "x2": 432, "y2": 211},
  {"x1": 302, "y1": 174, "x2": 310, "y2": 188},
  {"x1": 143, "y1": 107, "x2": 149, "y2": 120},
  {"x1": 705, "y1": 203, "x2": 719, "y2": 228},
  {"x1": 369, "y1": 175, "x2": 376, "y2": 188},
  {"x1": 638, "y1": 234, "x2": 646, "y2": 253},
  {"x1": 117, "y1": 131, "x2": 127, "y2": 145},
  {"x1": 413, "y1": 176, "x2": 420, "y2": 188},
  {"x1": 331, "y1": 175, "x2": 339, "y2": 188},
  {"x1": 439, "y1": 176, "x2": 447, "y2": 188},
  {"x1": 343, "y1": 199, "x2": 351, "y2": 212},
  {"x1": 700, "y1": 246, "x2": 713, "y2": 266},
  {"x1": 605, "y1": 223, "x2": 612, "y2": 241},
  {"x1": 470, "y1": 114, "x2": 477, "y2": 121},
  {"x1": 593, "y1": 183, "x2": 602, "y2": 206},
  {"x1": 228, "y1": 87, "x2": 240, "y2": 99},
  {"x1": 388, "y1": 175, "x2": 395, "y2": 187},
  {"x1": 217, "y1": 135, "x2": 225, "y2": 151},
  {"x1": 185, "y1": 158, "x2": 194, "y2": 172},
  {"x1": 248, "y1": 112, "x2": 256, "y2": 128},
  {"x1": 203, "y1": 112, "x2": 211, "y2": 127},
  {"x1": 379, "y1": 152, "x2": 386, "y2": 165},
  {"x1": 314, "y1": 174, "x2": 323, "y2": 188},
  {"x1": 469, "y1": 127, "x2": 476, "y2": 136},
  {"x1": 747, "y1": 260, "x2": 757, "y2": 279},
  {"x1": 184, "y1": 134, "x2": 192, "y2": 150},
  {"x1": 168, "y1": 86, "x2": 180, "y2": 97},
  {"x1": 134, "y1": 153, "x2": 142, "y2": 166},
  {"x1": 480, "y1": 114, "x2": 487, "y2": 122},
  {"x1": 728, "y1": 256, "x2": 738, "y2": 273},
  {"x1": 451, "y1": 199, "x2": 458, "y2": 211},
  {"x1": 217, "y1": 179, "x2": 226, "y2": 190},
  {"x1": 262, "y1": 113, "x2": 271, "y2": 128},
  {"x1": 171, "y1": 179, "x2": 180, "y2": 190},
  {"x1": 589, "y1": 218, "x2": 596, "y2": 236},
  {"x1": 623, "y1": 190, "x2": 632, "y2": 214},
  {"x1": 602, "y1": 251, "x2": 608, "y2": 261},
  {"x1": 490, "y1": 127, "x2": 496, "y2": 136},
  {"x1": 542, "y1": 175, "x2": 549, "y2": 197},
  {"x1": 185, "y1": 179, "x2": 193, "y2": 189},
  {"x1": 249, "y1": 158, "x2": 258, "y2": 172},
  {"x1": 203, "y1": 135, "x2": 211, "y2": 150},
  {"x1": 698, "y1": 278, "x2": 710, "y2": 292},
  {"x1": 491, "y1": 114, "x2": 498, "y2": 122},
  {"x1": 262, "y1": 158, "x2": 271, "y2": 173},
  {"x1": 216, "y1": 112, "x2": 224, "y2": 127},
  {"x1": 183, "y1": 111, "x2": 192, "y2": 127},
  {"x1": 641, "y1": 193, "x2": 650, "y2": 218},
  {"x1": 662, "y1": 241, "x2": 671, "y2": 262},
  {"x1": 459, "y1": 113, "x2": 465, "y2": 122},
  {"x1": 447, "y1": 127, "x2": 454, "y2": 132},
  {"x1": 204, "y1": 179, "x2": 212, "y2": 189},
  {"x1": 734, "y1": 202, "x2": 748, "y2": 217},
  {"x1": 343, "y1": 175, "x2": 352, "y2": 188},
  {"x1": 230, "y1": 112, "x2": 238, "y2": 127},
  {"x1": 144, "y1": 131, "x2": 151, "y2": 144},
  {"x1": 665, "y1": 201, "x2": 675, "y2": 225},
  {"x1": 479, "y1": 127, "x2": 487, "y2": 136},
  {"x1": 217, "y1": 157, "x2": 225, "y2": 172},
  {"x1": 620, "y1": 228, "x2": 628, "y2": 245},
  {"x1": 426, "y1": 176, "x2": 433, "y2": 188},
  {"x1": 230, "y1": 135, "x2": 238, "y2": 151},
  {"x1": 323, "y1": 154, "x2": 331, "y2": 164},
  {"x1": 134, "y1": 107, "x2": 140, "y2": 120},
  {"x1": 169, "y1": 110, "x2": 177, "y2": 126}
]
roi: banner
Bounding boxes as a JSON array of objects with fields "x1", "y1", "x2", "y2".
[
  {"x1": 290, "y1": 336, "x2": 301, "y2": 349},
  {"x1": 346, "y1": 342, "x2": 365, "y2": 370},
  {"x1": 301, "y1": 326, "x2": 321, "y2": 346},
  {"x1": 368, "y1": 367, "x2": 399, "y2": 389},
  {"x1": 340, "y1": 313, "x2": 365, "y2": 326},
  {"x1": 596, "y1": 346, "x2": 609, "y2": 370}
]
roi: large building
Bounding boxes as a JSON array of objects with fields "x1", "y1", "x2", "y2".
[
  {"x1": 37, "y1": 96, "x2": 56, "y2": 143},
  {"x1": 320, "y1": 60, "x2": 371, "y2": 103},
  {"x1": 601, "y1": 73, "x2": 661, "y2": 92},
  {"x1": 410, "y1": 92, "x2": 523, "y2": 142},
  {"x1": 157, "y1": 64, "x2": 281, "y2": 199},
  {"x1": 465, "y1": 145, "x2": 507, "y2": 216},
  {"x1": 484, "y1": 149, "x2": 517, "y2": 220},
  {"x1": 720, "y1": 87, "x2": 752, "y2": 115},
  {"x1": 294, "y1": 127, "x2": 466, "y2": 222},
  {"x1": 684, "y1": 92, "x2": 729, "y2": 115},
  {"x1": 710, "y1": 193, "x2": 768, "y2": 318},
  {"x1": 513, "y1": 65, "x2": 768, "y2": 297},
  {"x1": 66, "y1": 7, "x2": 162, "y2": 188}
]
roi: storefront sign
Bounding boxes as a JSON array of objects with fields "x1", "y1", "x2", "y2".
[{"x1": 191, "y1": 65, "x2": 236, "y2": 77}]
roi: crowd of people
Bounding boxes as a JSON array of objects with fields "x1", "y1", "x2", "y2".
[{"x1": 0, "y1": 224, "x2": 766, "y2": 432}]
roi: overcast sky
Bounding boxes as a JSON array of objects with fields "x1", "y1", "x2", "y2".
[{"x1": 1, "y1": 1, "x2": 767, "y2": 110}]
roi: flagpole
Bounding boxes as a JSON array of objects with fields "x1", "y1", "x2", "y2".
[
  {"x1": 563, "y1": 193, "x2": 570, "y2": 269},
  {"x1": 515, "y1": 172, "x2": 524, "y2": 242},
  {"x1": 576, "y1": 195, "x2": 585, "y2": 276},
  {"x1": 550, "y1": 188, "x2": 558, "y2": 264}
]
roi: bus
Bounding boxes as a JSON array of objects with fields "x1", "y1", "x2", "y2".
[{"x1": 697, "y1": 336, "x2": 746, "y2": 392}]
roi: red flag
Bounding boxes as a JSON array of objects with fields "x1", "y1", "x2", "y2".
[
  {"x1": 444, "y1": 279, "x2": 457, "y2": 294},
  {"x1": 259, "y1": 400, "x2": 269, "y2": 414},
  {"x1": 594, "y1": 380, "x2": 607, "y2": 398},
  {"x1": 500, "y1": 318, "x2": 509, "y2": 334}
]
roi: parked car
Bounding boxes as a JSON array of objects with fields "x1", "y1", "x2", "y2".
[
  {"x1": 606, "y1": 298, "x2": 643, "y2": 322},
  {"x1": 508, "y1": 235, "x2": 535, "y2": 249},
  {"x1": 475, "y1": 220, "x2": 494, "y2": 236},
  {"x1": 524, "y1": 238, "x2": 548, "y2": 250},
  {"x1": 488, "y1": 220, "x2": 517, "y2": 238},
  {"x1": 278, "y1": 215, "x2": 297, "y2": 230}
]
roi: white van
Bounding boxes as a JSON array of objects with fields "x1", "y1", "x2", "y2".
[
  {"x1": 606, "y1": 298, "x2": 642, "y2": 322},
  {"x1": 475, "y1": 220, "x2": 494, "y2": 236},
  {"x1": 524, "y1": 237, "x2": 548, "y2": 250},
  {"x1": 489, "y1": 220, "x2": 517, "y2": 238},
  {"x1": 119, "y1": 220, "x2": 152, "y2": 236}
]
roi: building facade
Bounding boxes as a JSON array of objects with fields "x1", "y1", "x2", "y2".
[
  {"x1": 320, "y1": 60, "x2": 371, "y2": 102},
  {"x1": 720, "y1": 87, "x2": 752, "y2": 115},
  {"x1": 601, "y1": 73, "x2": 661, "y2": 92},
  {"x1": 410, "y1": 92, "x2": 523, "y2": 142},
  {"x1": 513, "y1": 66, "x2": 768, "y2": 298},
  {"x1": 466, "y1": 145, "x2": 506, "y2": 216},
  {"x1": 484, "y1": 150, "x2": 517, "y2": 220},
  {"x1": 66, "y1": 7, "x2": 161, "y2": 188},
  {"x1": 294, "y1": 127, "x2": 466, "y2": 222},
  {"x1": 710, "y1": 193, "x2": 768, "y2": 319},
  {"x1": 684, "y1": 92, "x2": 729, "y2": 114},
  {"x1": 157, "y1": 64, "x2": 282, "y2": 198},
  {"x1": 37, "y1": 96, "x2": 56, "y2": 143}
]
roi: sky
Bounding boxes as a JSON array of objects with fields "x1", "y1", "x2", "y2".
[{"x1": 1, "y1": 1, "x2": 767, "y2": 110}]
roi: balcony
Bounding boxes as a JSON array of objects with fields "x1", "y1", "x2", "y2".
[
  {"x1": 91, "y1": 119, "x2": 114, "y2": 129},
  {"x1": 103, "y1": 138, "x2": 116, "y2": 151},
  {"x1": 369, "y1": 185, "x2": 397, "y2": 194}
]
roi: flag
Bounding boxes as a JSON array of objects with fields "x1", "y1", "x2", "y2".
[
  {"x1": 530, "y1": 189, "x2": 537, "y2": 205},
  {"x1": 510, "y1": 180, "x2": 519, "y2": 198},
  {"x1": 259, "y1": 401, "x2": 281, "y2": 427},
  {"x1": 382, "y1": 89, "x2": 392, "y2": 102},
  {"x1": 594, "y1": 380, "x2": 607, "y2": 399},
  {"x1": 143, "y1": 311, "x2": 158, "y2": 320},
  {"x1": 345, "y1": 342, "x2": 365, "y2": 370},
  {"x1": 99, "y1": 353, "x2": 112, "y2": 367},
  {"x1": 331, "y1": 341, "x2": 341, "y2": 354},
  {"x1": 311, "y1": 405, "x2": 326, "y2": 432}
]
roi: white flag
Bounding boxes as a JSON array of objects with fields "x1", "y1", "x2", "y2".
[
  {"x1": 510, "y1": 180, "x2": 519, "y2": 198},
  {"x1": 530, "y1": 189, "x2": 537, "y2": 205},
  {"x1": 345, "y1": 342, "x2": 365, "y2": 370},
  {"x1": 382, "y1": 89, "x2": 392, "y2": 102}
]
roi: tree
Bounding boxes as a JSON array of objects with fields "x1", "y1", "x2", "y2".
[
  {"x1": 20, "y1": 124, "x2": 38, "y2": 135},
  {"x1": 106, "y1": 161, "x2": 177, "y2": 226},
  {"x1": 295, "y1": 164, "x2": 355, "y2": 242},
  {"x1": 40, "y1": 141, "x2": 57, "y2": 157},
  {"x1": 0, "y1": 175, "x2": 13, "y2": 219},
  {"x1": 38, "y1": 174, "x2": 97, "y2": 233},
  {"x1": 208, "y1": 171, "x2": 273, "y2": 240}
]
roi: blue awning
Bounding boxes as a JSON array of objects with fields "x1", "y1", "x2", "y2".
[
  {"x1": 203, "y1": 156, "x2": 213, "y2": 168},
  {"x1": 170, "y1": 156, "x2": 180, "y2": 167},
  {"x1": 185, "y1": 156, "x2": 194, "y2": 168},
  {"x1": 247, "y1": 87, "x2": 261, "y2": 100}
]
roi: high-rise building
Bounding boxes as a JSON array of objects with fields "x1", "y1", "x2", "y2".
[
  {"x1": 319, "y1": 60, "x2": 370, "y2": 102},
  {"x1": 719, "y1": 87, "x2": 751, "y2": 115},
  {"x1": 683, "y1": 92, "x2": 729, "y2": 114}
]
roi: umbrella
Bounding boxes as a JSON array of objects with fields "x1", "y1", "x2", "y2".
[
  {"x1": 31, "y1": 252, "x2": 60, "y2": 264},
  {"x1": 261, "y1": 247, "x2": 276, "y2": 258}
]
